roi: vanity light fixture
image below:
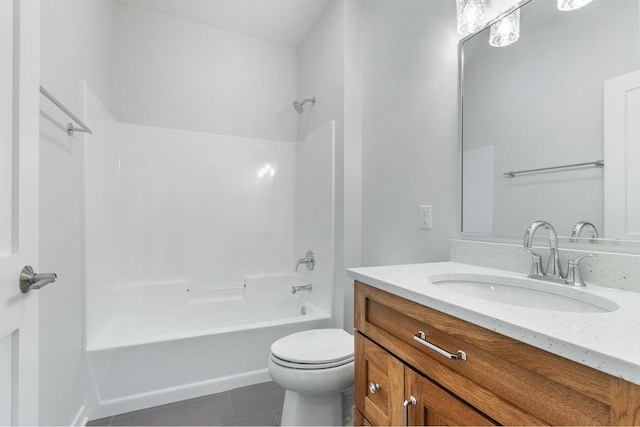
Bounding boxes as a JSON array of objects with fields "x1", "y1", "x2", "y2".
[
  {"x1": 557, "y1": 0, "x2": 594, "y2": 11},
  {"x1": 489, "y1": 9, "x2": 520, "y2": 47},
  {"x1": 456, "y1": 0, "x2": 487, "y2": 35}
]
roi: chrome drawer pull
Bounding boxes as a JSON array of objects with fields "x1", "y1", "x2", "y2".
[
  {"x1": 368, "y1": 382, "x2": 380, "y2": 394},
  {"x1": 403, "y1": 396, "x2": 416, "y2": 426},
  {"x1": 413, "y1": 331, "x2": 467, "y2": 361}
]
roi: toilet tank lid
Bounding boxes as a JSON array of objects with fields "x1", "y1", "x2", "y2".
[{"x1": 270, "y1": 329, "x2": 354, "y2": 364}]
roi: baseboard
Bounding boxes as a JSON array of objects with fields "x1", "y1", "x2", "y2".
[
  {"x1": 90, "y1": 369, "x2": 272, "y2": 419},
  {"x1": 70, "y1": 405, "x2": 88, "y2": 427}
]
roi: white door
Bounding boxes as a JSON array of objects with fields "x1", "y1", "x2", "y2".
[
  {"x1": 0, "y1": 1, "x2": 41, "y2": 425},
  {"x1": 604, "y1": 69, "x2": 640, "y2": 240}
]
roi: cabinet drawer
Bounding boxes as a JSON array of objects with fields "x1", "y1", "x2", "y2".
[{"x1": 354, "y1": 281, "x2": 638, "y2": 425}]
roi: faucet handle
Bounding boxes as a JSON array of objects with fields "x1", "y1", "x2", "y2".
[
  {"x1": 566, "y1": 253, "x2": 593, "y2": 287},
  {"x1": 522, "y1": 246, "x2": 540, "y2": 257},
  {"x1": 569, "y1": 253, "x2": 593, "y2": 264},
  {"x1": 529, "y1": 254, "x2": 544, "y2": 277},
  {"x1": 524, "y1": 248, "x2": 544, "y2": 277}
]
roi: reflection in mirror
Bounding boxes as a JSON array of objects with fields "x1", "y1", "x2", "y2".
[
  {"x1": 461, "y1": 0, "x2": 640, "y2": 241},
  {"x1": 0, "y1": 0, "x2": 14, "y2": 256}
]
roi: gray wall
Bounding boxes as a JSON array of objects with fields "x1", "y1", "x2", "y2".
[
  {"x1": 360, "y1": 0, "x2": 460, "y2": 267},
  {"x1": 112, "y1": 2, "x2": 298, "y2": 142}
]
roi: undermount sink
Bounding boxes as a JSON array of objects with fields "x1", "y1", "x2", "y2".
[{"x1": 429, "y1": 273, "x2": 619, "y2": 313}]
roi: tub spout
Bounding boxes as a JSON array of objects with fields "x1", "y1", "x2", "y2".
[{"x1": 291, "y1": 284, "x2": 312, "y2": 294}]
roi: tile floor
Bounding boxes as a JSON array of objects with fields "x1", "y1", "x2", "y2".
[{"x1": 87, "y1": 382, "x2": 285, "y2": 426}]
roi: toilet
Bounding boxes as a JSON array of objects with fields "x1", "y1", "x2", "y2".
[{"x1": 268, "y1": 329, "x2": 354, "y2": 426}]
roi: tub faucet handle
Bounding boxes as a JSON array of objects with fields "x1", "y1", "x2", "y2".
[{"x1": 295, "y1": 251, "x2": 315, "y2": 271}]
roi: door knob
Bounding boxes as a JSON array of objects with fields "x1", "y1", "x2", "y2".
[{"x1": 20, "y1": 265, "x2": 57, "y2": 293}]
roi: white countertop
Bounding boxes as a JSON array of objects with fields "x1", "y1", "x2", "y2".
[{"x1": 348, "y1": 261, "x2": 640, "y2": 386}]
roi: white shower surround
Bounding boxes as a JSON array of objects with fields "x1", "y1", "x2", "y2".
[{"x1": 83, "y1": 84, "x2": 337, "y2": 417}]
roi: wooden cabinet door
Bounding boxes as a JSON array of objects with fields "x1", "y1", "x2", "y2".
[
  {"x1": 354, "y1": 408, "x2": 372, "y2": 426},
  {"x1": 406, "y1": 368, "x2": 498, "y2": 426},
  {"x1": 355, "y1": 333, "x2": 405, "y2": 426}
]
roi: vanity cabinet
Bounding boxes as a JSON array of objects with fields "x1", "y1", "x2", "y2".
[
  {"x1": 356, "y1": 332, "x2": 496, "y2": 426},
  {"x1": 354, "y1": 281, "x2": 640, "y2": 426}
]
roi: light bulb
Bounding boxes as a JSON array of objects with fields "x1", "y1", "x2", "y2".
[
  {"x1": 489, "y1": 9, "x2": 520, "y2": 48},
  {"x1": 457, "y1": 0, "x2": 487, "y2": 36},
  {"x1": 558, "y1": 0, "x2": 594, "y2": 11}
]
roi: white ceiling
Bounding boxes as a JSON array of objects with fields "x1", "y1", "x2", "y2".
[{"x1": 116, "y1": 0, "x2": 332, "y2": 47}]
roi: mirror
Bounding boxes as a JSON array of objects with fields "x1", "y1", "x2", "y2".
[{"x1": 461, "y1": 0, "x2": 640, "y2": 241}]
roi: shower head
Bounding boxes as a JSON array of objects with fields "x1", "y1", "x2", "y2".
[{"x1": 293, "y1": 97, "x2": 315, "y2": 114}]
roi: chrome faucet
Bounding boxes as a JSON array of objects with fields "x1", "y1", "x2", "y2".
[
  {"x1": 570, "y1": 221, "x2": 599, "y2": 243},
  {"x1": 291, "y1": 284, "x2": 312, "y2": 294},
  {"x1": 523, "y1": 220, "x2": 593, "y2": 287},
  {"x1": 295, "y1": 251, "x2": 315, "y2": 272},
  {"x1": 523, "y1": 220, "x2": 562, "y2": 278}
]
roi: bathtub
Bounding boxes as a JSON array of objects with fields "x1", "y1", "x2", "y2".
[{"x1": 86, "y1": 273, "x2": 333, "y2": 418}]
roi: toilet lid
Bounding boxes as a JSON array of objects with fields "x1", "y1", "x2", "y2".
[{"x1": 270, "y1": 329, "x2": 354, "y2": 365}]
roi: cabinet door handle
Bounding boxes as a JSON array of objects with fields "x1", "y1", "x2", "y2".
[
  {"x1": 403, "y1": 396, "x2": 416, "y2": 426},
  {"x1": 368, "y1": 383, "x2": 380, "y2": 394},
  {"x1": 413, "y1": 331, "x2": 467, "y2": 361}
]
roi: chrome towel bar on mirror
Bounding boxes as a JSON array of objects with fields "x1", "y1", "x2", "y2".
[
  {"x1": 413, "y1": 331, "x2": 467, "y2": 361},
  {"x1": 503, "y1": 160, "x2": 604, "y2": 178}
]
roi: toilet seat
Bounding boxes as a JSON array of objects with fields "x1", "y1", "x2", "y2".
[
  {"x1": 270, "y1": 329, "x2": 354, "y2": 370},
  {"x1": 270, "y1": 354, "x2": 354, "y2": 370}
]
